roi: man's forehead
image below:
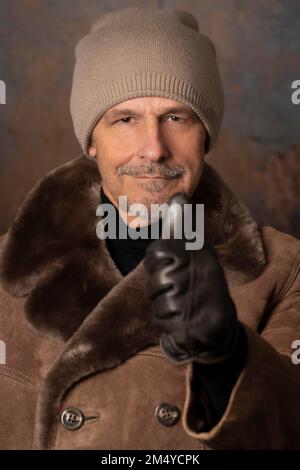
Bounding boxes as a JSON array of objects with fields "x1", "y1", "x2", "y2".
[{"x1": 103, "y1": 97, "x2": 197, "y2": 119}]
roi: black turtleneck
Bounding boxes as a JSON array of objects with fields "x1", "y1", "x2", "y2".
[
  {"x1": 100, "y1": 186, "x2": 162, "y2": 275},
  {"x1": 99, "y1": 186, "x2": 247, "y2": 429}
]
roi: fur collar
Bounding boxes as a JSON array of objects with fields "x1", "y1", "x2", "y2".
[{"x1": 0, "y1": 154, "x2": 266, "y2": 449}]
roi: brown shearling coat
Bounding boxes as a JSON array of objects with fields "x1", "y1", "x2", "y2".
[{"x1": 1, "y1": 155, "x2": 300, "y2": 450}]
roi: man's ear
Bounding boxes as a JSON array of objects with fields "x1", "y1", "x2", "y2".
[
  {"x1": 88, "y1": 136, "x2": 97, "y2": 158},
  {"x1": 203, "y1": 127, "x2": 210, "y2": 154}
]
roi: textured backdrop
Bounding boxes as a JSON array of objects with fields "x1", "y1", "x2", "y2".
[{"x1": 0, "y1": 0, "x2": 300, "y2": 236}]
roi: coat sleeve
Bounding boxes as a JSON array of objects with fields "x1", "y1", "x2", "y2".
[{"x1": 181, "y1": 250, "x2": 300, "y2": 449}]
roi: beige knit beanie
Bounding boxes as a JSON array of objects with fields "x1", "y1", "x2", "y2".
[{"x1": 70, "y1": 7, "x2": 225, "y2": 159}]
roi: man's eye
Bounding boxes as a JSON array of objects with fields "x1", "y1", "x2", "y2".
[
  {"x1": 116, "y1": 117, "x2": 133, "y2": 124},
  {"x1": 114, "y1": 116, "x2": 184, "y2": 124},
  {"x1": 165, "y1": 115, "x2": 183, "y2": 122}
]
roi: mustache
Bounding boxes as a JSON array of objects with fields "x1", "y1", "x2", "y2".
[{"x1": 117, "y1": 164, "x2": 185, "y2": 179}]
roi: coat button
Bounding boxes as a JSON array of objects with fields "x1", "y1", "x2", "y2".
[
  {"x1": 155, "y1": 403, "x2": 180, "y2": 426},
  {"x1": 61, "y1": 408, "x2": 85, "y2": 431}
]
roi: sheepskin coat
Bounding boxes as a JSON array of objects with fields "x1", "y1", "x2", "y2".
[{"x1": 0, "y1": 155, "x2": 300, "y2": 450}]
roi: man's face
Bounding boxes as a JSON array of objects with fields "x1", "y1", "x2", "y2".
[{"x1": 88, "y1": 97, "x2": 207, "y2": 223}]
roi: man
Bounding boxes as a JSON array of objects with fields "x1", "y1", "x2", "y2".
[{"x1": 0, "y1": 7, "x2": 300, "y2": 450}]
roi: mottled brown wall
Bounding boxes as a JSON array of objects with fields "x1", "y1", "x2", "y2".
[{"x1": 1, "y1": 0, "x2": 300, "y2": 236}]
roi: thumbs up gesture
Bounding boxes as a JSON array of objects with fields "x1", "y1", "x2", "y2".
[{"x1": 144, "y1": 192, "x2": 240, "y2": 366}]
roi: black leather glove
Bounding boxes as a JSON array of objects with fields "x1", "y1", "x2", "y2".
[{"x1": 144, "y1": 192, "x2": 240, "y2": 366}]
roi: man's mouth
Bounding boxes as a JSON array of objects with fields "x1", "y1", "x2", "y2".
[{"x1": 134, "y1": 175, "x2": 172, "y2": 180}]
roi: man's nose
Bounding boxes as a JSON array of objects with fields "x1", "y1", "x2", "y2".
[{"x1": 138, "y1": 121, "x2": 169, "y2": 162}]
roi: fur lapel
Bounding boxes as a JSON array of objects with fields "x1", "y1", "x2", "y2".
[
  {"x1": 34, "y1": 259, "x2": 158, "y2": 449},
  {"x1": 0, "y1": 154, "x2": 266, "y2": 449}
]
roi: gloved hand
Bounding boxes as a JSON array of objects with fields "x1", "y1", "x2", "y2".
[{"x1": 144, "y1": 192, "x2": 240, "y2": 366}]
